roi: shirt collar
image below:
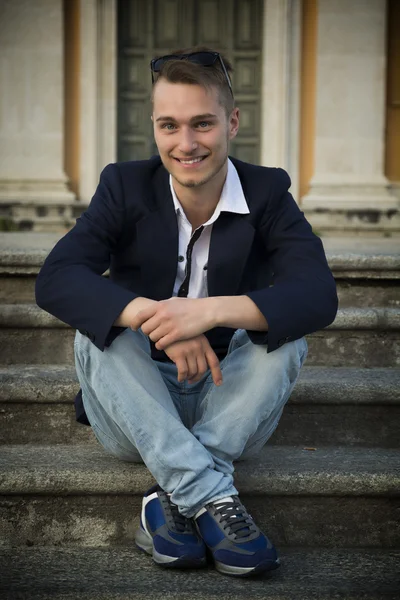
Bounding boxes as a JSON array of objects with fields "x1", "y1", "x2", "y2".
[{"x1": 169, "y1": 158, "x2": 249, "y2": 226}]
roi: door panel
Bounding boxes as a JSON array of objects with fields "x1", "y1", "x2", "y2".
[{"x1": 117, "y1": 0, "x2": 263, "y2": 164}]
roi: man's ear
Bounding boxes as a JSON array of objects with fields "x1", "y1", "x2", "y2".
[{"x1": 229, "y1": 108, "x2": 240, "y2": 140}]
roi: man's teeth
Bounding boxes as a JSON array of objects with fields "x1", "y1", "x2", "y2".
[{"x1": 179, "y1": 157, "x2": 204, "y2": 164}]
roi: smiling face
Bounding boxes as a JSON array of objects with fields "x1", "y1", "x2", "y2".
[{"x1": 152, "y1": 79, "x2": 239, "y2": 193}]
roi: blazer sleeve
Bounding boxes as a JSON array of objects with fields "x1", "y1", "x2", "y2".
[
  {"x1": 35, "y1": 163, "x2": 138, "y2": 351},
  {"x1": 246, "y1": 169, "x2": 338, "y2": 353}
]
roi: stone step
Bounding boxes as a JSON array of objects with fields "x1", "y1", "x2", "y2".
[
  {"x1": 0, "y1": 304, "x2": 399, "y2": 366},
  {"x1": 1, "y1": 237, "x2": 400, "y2": 308},
  {"x1": 1, "y1": 273, "x2": 399, "y2": 309},
  {"x1": 2, "y1": 274, "x2": 399, "y2": 309},
  {"x1": 5, "y1": 304, "x2": 399, "y2": 330},
  {"x1": 1, "y1": 365, "x2": 399, "y2": 447},
  {"x1": 1, "y1": 547, "x2": 399, "y2": 600},
  {"x1": 337, "y1": 280, "x2": 399, "y2": 308},
  {"x1": 1, "y1": 445, "x2": 399, "y2": 548}
]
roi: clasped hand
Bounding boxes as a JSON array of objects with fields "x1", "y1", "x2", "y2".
[
  {"x1": 130, "y1": 297, "x2": 214, "y2": 350},
  {"x1": 130, "y1": 297, "x2": 222, "y2": 386}
]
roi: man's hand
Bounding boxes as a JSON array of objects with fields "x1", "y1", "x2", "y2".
[
  {"x1": 131, "y1": 297, "x2": 216, "y2": 350},
  {"x1": 164, "y1": 334, "x2": 222, "y2": 386},
  {"x1": 114, "y1": 297, "x2": 157, "y2": 327}
]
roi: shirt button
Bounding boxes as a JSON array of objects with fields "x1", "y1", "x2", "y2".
[{"x1": 178, "y1": 255, "x2": 185, "y2": 262}]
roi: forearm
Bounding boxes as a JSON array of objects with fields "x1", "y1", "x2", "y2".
[
  {"x1": 209, "y1": 295, "x2": 268, "y2": 331},
  {"x1": 114, "y1": 297, "x2": 157, "y2": 327},
  {"x1": 123, "y1": 295, "x2": 268, "y2": 350}
]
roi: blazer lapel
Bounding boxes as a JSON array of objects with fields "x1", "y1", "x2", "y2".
[
  {"x1": 207, "y1": 212, "x2": 255, "y2": 297},
  {"x1": 136, "y1": 168, "x2": 179, "y2": 300},
  {"x1": 136, "y1": 162, "x2": 256, "y2": 300}
]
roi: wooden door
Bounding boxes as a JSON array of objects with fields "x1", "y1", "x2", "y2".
[
  {"x1": 117, "y1": 0, "x2": 263, "y2": 164},
  {"x1": 385, "y1": 0, "x2": 400, "y2": 190}
]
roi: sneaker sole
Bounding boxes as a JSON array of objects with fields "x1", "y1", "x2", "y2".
[
  {"x1": 215, "y1": 557, "x2": 281, "y2": 577},
  {"x1": 135, "y1": 527, "x2": 207, "y2": 569}
]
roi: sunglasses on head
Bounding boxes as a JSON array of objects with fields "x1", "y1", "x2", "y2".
[{"x1": 150, "y1": 51, "x2": 234, "y2": 97}]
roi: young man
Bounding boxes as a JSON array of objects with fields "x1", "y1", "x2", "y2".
[{"x1": 35, "y1": 47, "x2": 338, "y2": 577}]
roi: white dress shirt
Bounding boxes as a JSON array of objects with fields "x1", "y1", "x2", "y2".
[{"x1": 170, "y1": 159, "x2": 250, "y2": 299}]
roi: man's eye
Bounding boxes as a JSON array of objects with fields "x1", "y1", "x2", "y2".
[
  {"x1": 197, "y1": 121, "x2": 211, "y2": 128},
  {"x1": 161, "y1": 123, "x2": 176, "y2": 131}
]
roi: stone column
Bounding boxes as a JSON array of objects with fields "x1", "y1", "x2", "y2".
[
  {"x1": 302, "y1": 0, "x2": 399, "y2": 233},
  {"x1": 0, "y1": 0, "x2": 75, "y2": 231}
]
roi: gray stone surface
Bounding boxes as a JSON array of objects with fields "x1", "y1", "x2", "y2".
[
  {"x1": 2, "y1": 445, "x2": 397, "y2": 548},
  {"x1": 2, "y1": 365, "x2": 399, "y2": 404},
  {"x1": 2, "y1": 304, "x2": 400, "y2": 330},
  {"x1": 1, "y1": 492, "x2": 399, "y2": 549},
  {"x1": 295, "y1": 367, "x2": 400, "y2": 404},
  {"x1": 1, "y1": 445, "x2": 399, "y2": 496},
  {"x1": 322, "y1": 237, "x2": 400, "y2": 255},
  {"x1": 1, "y1": 304, "x2": 399, "y2": 368},
  {"x1": 327, "y1": 248, "x2": 400, "y2": 268},
  {"x1": 0, "y1": 365, "x2": 78, "y2": 403},
  {"x1": 0, "y1": 231, "x2": 398, "y2": 254},
  {"x1": 0, "y1": 303, "x2": 68, "y2": 327},
  {"x1": 2, "y1": 327, "x2": 399, "y2": 367},
  {"x1": 0, "y1": 277, "x2": 37, "y2": 303},
  {"x1": 0, "y1": 233, "x2": 399, "y2": 594},
  {"x1": 328, "y1": 308, "x2": 400, "y2": 329},
  {"x1": 0, "y1": 404, "x2": 97, "y2": 445},
  {"x1": 0, "y1": 233, "x2": 61, "y2": 251},
  {"x1": 2, "y1": 398, "x2": 399, "y2": 448},
  {"x1": 335, "y1": 281, "x2": 400, "y2": 308},
  {"x1": 2, "y1": 275, "x2": 400, "y2": 307},
  {"x1": 271, "y1": 403, "x2": 400, "y2": 447},
  {"x1": 0, "y1": 233, "x2": 400, "y2": 275},
  {"x1": 1, "y1": 366, "x2": 399, "y2": 447},
  {"x1": 306, "y1": 331, "x2": 400, "y2": 368},
  {"x1": 2, "y1": 400, "x2": 400, "y2": 448},
  {"x1": 0, "y1": 547, "x2": 399, "y2": 599},
  {"x1": 0, "y1": 329, "x2": 75, "y2": 365}
]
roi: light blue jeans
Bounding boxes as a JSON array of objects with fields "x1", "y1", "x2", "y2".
[{"x1": 74, "y1": 328, "x2": 307, "y2": 518}]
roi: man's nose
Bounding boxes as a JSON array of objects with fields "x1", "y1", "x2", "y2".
[{"x1": 177, "y1": 129, "x2": 197, "y2": 155}]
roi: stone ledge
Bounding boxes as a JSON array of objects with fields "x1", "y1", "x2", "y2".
[
  {"x1": 2, "y1": 256, "x2": 399, "y2": 278},
  {"x1": 1, "y1": 365, "x2": 399, "y2": 406},
  {"x1": 0, "y1": 445, "x2": 398, "y2": 496},
  {"x1": 1, "y1": 304, "x2": 400, "y2": 331},
  {"x1": 1, "y1": 547, "x2": 399, "y2": 599},
  {"x1": 0, "y1": 304, "x2": 70, "y2": 328},
  {"x1": 304, "y1": 206, "x2": 400, "y2": 235},
  {"x1": 0, "y1": 233, "x2": 399, "y2": 276},
  {"x1": 326, "y1": 307, "x2": 400, "y2": 329},
  {"x1": 328, "y1": 254, "x2": 400, "y2": 273}
]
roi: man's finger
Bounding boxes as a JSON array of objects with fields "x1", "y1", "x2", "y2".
[
  {"x1": 147, "y1": 325, "x2": 171, "y2": 343},
  {"x1": 206, "y1": 348, "x2": 223, "y2": 386},
  {"x1": 131, "y1": 306, "x2": 159, "y2": 330},
  {"x1": 175, "y1": 357, "x2": 188, "y2": 383},
  {"x1": 188, "y1": 354, "x2": 207, "y2": 384},
  {"x1": 155, "y1": 332, "x2": 180, "y2": 350},
  {"x1": 140, "y1": 315, "x2": 161, "y2": 336},
  {"x1": 186, "y1": 353, "x2": 198, "y2": 382}
]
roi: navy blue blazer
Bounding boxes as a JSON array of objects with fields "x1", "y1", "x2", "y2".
[{"x1": 35, "y1": 156, "x2": 338, "y2": 424}]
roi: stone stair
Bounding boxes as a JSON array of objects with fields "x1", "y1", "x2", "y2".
[{"x1": 0, "y1": 233, "x2": 399, "y2": 599}]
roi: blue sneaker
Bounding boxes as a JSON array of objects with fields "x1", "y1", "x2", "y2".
[
  {"x1": 195, "y1": 496, "x2": 280, "y2": 577},
  {"x1": 135, "y1": 485, "x2": 207, "y2": 569}
]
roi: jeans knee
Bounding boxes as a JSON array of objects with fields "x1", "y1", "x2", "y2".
[
  {"x1": 241, "y1": 338, "x2": 306, "y2": 393},
  {"x1": 263, "y1": 337, "x2": 308, "y2": 379},
  {"x1": 286, "y1": 336, "x2": 308, "y2": 365},
  {"x1": 91, "y1": 422, "x2": 144, "y2": 463},
  {"x1": 74, "y1": 330, "x2": 97, "y2": 374}
]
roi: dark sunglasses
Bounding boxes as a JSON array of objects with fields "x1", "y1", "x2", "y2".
[{"x1": 150, "y1": 51, "x2": 234, "y2": 97}]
